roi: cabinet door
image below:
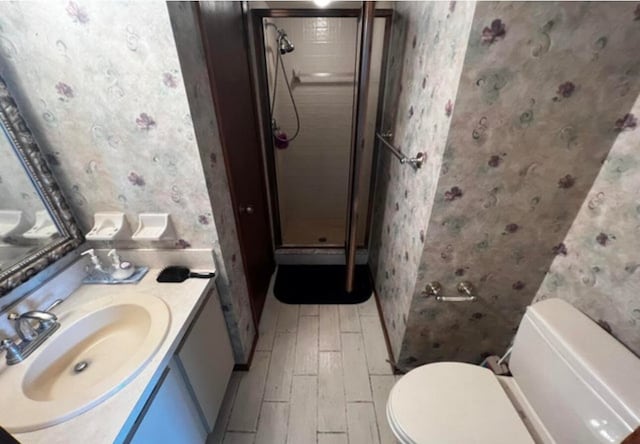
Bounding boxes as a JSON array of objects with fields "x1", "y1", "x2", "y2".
[
  {"x1": 177, "y1": 286, "x2": 234, "y2": 432},
  {"x1": 128, "y1": 358, "x2": 206, "y2": 444}
]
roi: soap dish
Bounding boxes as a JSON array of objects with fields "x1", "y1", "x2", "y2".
[
  {"x1": 0, "y1": 210, "x2": 29, "y2": 238},
  {"x1": 83, "y1": 266, "x2": 149, "y2": 285},
  {"x1": 22, "y1": 210, "x2": 58, "y2": 239},
  {"x1": 132, "y1": 213, "x2": 175, "y2": 241},
  {"x1": 86, "y1": 212, "x2": 131, "y2": 241}
]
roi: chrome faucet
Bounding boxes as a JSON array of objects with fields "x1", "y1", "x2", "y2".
[
  {"x1": 9, "y1": 309, "x2": 58, "y2": 341},
  {"x1": 1, "y1": 299, "x2": 62, "y2": 365}
]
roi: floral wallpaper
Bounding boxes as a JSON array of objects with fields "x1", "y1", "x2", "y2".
[
  {"x1": 0, "y1": 1, "x2": 213, "y2": 248},
  {"x1": 369, "y1": 0, "x2": 477, "y2": 360},
  {"x1": 0, "y1": 1, "x2": 254, "y2": 362},
  {"x1": 372, "y1": 1, "x2": 640, "y2": 369},
  {"x1": 534, "y1": 93, "x2": 640, "y2": 357}
]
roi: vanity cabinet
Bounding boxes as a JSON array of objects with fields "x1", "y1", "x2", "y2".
[
  {"x1": 128, "y1": 286, "x2": 234, "y2": 442},
  {"x1": 128, "y1": 358, "x2": 207, "y2": 444},
  {"x1": 176, "y1": 286, "x2": 235, "y2": 432}
]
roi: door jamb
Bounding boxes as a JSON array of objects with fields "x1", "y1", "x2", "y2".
[{"x1": 195, "y1": 2, "x2": 275, "y2": 330}]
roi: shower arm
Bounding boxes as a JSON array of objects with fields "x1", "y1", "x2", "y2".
[{"x1": 264, "y1": 22, "x2": 286, "y2": 41}]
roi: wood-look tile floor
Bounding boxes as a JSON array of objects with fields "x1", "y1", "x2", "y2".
[{"x1": 207, "y1": 279, "x2": 399, "y2": 444}]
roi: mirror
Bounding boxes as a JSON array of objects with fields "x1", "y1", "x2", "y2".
[
  {"x1": 0, "y1": 127, "x2": 60, "y2": 269},
  {"x1": 0, "y1": 74, "x2": 83, "y2": 296}
]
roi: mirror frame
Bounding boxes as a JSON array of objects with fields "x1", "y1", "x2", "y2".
[{"x1": 0, "y1": 75, "x2": 83, "y2": 296}]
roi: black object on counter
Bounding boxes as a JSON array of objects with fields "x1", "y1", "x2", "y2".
[
  {"x1": 0, "y1": 427, "x2": 20, "y2": 444},
  {"x1": 157, "y1": 266, "x2": 215, "y2": 283}
]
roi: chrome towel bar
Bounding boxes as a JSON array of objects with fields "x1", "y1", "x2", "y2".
[{"x1": 376, "y1": 132, "x2": 424, "y2": 169}]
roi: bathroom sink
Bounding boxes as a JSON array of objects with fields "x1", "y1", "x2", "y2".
[{"x1": 0, "y1": 294, "x2": 170, "y2": 433}]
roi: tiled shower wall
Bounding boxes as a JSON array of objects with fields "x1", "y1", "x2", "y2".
[
  {"x1": 0, "y1": 2, "x2": 255, "y2": 363},
  {"x1": 372, "y1": 1, "x2": 640, "y2": 368}
]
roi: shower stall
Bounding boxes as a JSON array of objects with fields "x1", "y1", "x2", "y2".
[{"x1": 251, "y1": 7, "x2": 390, "y2": 254}]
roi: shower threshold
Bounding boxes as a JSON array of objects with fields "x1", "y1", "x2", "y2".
[{"x1": 275, "y1": 248, "x2": 368, "y2": 266}]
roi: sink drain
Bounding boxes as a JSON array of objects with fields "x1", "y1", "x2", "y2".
[{"x1": 74, "y1": 361, "x2": 89, "y2": 373}]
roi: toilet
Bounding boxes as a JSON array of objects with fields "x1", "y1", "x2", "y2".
[{"x1": 386, "y1": 299, "x2": 640, "y2": 443}]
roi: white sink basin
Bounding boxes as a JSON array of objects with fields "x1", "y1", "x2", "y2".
[{"x1": 0, "y1": 294, "x2": 170, "y2": 432}]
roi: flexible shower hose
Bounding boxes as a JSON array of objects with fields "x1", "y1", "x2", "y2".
[{"x1": 270, "y1": 37, "x2": 301, "y2": 143}]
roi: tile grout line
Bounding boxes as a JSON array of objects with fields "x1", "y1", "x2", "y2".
[
  {"x1": 228, "y1": 296, "x2": 391, "y2": 443},
  {"x1": 215, "y1": 374, "x2": 242, "y2": 440},
  {"x1": 254, "y1": 352, "x2": 272, "y2": 434},
  {"x1": 360, "y1": 303, "x2": 394, "y2": 376},
  {"x1": 315, "y1": 339, "x2": 320, "y2": 444},
  {"x1": 301, "y1": 303, "x2": 320, "y2": 442},
  {"x1": 226, "y1": 350, "x2": 272, "y2": 434},
  {"x1": 268, "y1": 293, "x2": 282, "y2": 350},
  {"x1": 360, "y1": 307, "x2": 387, "y2": 444},
  {"x1": 222, "y1": 374, "x2": 244, "y2": 434},
  {"x1": 338, "y1": 333, "x2": 349, "y2": 439},
  {"x1": 314, "y1": 308, "x2": 319, "y2": 375}
]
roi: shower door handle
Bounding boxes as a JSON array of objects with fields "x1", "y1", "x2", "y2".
[{"x1": 239, "y1": 205, "x2": 254, "y2": 215}]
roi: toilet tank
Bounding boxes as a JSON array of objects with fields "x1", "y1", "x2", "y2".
[{"x1": 510, "y1": 298, "x2": 640, "y2": 444}]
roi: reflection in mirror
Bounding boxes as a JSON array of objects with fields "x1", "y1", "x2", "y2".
[
  {"x1": 0, "y1": 130, "x2": 61, "y2": 273},
  {"x1": 0, "y1": 75, "x2": 82, "y2": 296}
]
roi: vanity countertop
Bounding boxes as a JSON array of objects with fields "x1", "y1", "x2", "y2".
[{"x1": 9, "y1": 267, "x2": 216, "y2": 444}]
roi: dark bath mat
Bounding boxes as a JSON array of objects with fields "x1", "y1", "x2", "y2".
[{"x1": 274, "y1": 264, "x2": 373, "y2": 305}]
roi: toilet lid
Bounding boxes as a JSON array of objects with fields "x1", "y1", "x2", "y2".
[{"x1": 387, "y1": 362, "x2": 534, "y2": 444}]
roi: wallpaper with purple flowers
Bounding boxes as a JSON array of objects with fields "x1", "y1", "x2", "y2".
[
  {"x1": 372, "y1": 1, "x2": 640, "y2": 369},
  {"x1": 0, "y1": 1, "x2": 255, "y2": 362},
  {"x1": 0, "y1": 2, "x2": 214, "y2": 248},
  {"x1": 534, "y1": 93, "x2": 640, "y2": 357},
  {"x1": 369, "y1": 0, "x2": 477, "y2": 360}
]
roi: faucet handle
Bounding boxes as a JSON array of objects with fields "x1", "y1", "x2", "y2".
[
  {"x1": 7, "y1": 312, "x2": 37, "y2": 341},
  {"x1": 1, "y1": 338, "x2": 24, "y2": 365},
  {"x1": 1, "y1": 338, "x2": 17, "y2": 355}
]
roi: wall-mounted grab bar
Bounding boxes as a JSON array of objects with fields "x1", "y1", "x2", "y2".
[
  {"x1": 376, "y1": 132, "x2": 424, "y2": 169},
  {"x1": 292, "y1": 69, "x2": 354, "y2": 84}
]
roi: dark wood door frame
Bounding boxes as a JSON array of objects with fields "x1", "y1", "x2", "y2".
[
  {"x1": 196, "y1": 2, "x2": 275, "y2": 330},
  {"x1": 250, "y1": 8, "x2": 393, "y2": 250}
]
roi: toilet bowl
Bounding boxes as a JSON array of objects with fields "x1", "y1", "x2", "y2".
[{"x1": 387, "y1": 299, "x2": 640, "y2": 443}]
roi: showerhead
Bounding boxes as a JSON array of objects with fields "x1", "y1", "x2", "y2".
[{"x1": 278, "y1": 31, "x2": 294, "y2": 54}]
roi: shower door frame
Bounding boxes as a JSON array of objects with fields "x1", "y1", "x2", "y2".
[{"x1": 249, "y1": 7, "x2": 392, "y2": 252}]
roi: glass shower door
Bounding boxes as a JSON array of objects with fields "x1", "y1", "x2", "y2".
[{"x1": 261, "y1": 13, "x2": 387, "y2": 250}]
